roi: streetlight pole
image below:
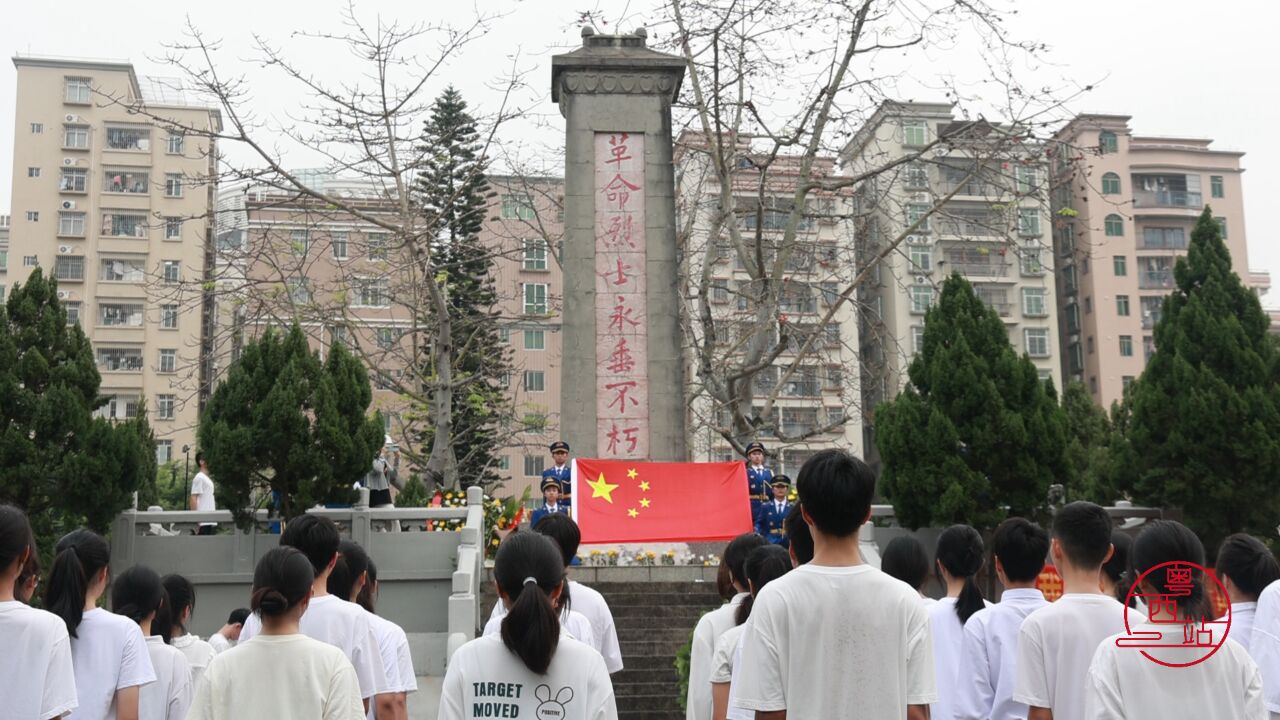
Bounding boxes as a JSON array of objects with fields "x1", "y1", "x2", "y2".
[{"x1": 183, "y1": 445, "x2": 191, "y2": 506}]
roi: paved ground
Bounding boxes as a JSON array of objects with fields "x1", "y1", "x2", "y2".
[{"x1": 407, "y1": 676, "x2": 443, "y2": 720}]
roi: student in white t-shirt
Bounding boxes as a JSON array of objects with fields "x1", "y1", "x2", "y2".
[
  {"x1": 1252, "y1": 580, "x2": 1280, "y2": 720},
  {"x1": 489, "y1": 514, "x2": 623, "y2": 674},
  {"x1": 438, "y1": 532, "x2": 617, "y2": 720},
  {"x1": 956, "y1": 517, "x2": 1051, "y2": 720},
  {"x1": 110, "y1": 566, "x2": 192, "y2": 720},
  {"x1": 189, "y1": 453, "x2": 217, "y2": 536},
  {"x1": 159, "y1": 574, "x2": 217, "y2": 688},
  {"x1": 928, "y1": 525, "x2": 990, "y2": 720},
  {"x1": 1086, "y1": 520, "x2": 1266, "y2": 719},
  {"x1": 328, "y1": 540, "x2": 407, "y2": 720},
  {"x1": 45, "y1": 528, "x2": 156, "y2": 720},
  {"x1": 882, "y1": 535, "x2": 938, "y2": 607},
  {"x1": 238, "y1": 515, "x2": 386, "y2": 715},
  {"x1": 1100, "y1": 530, "x2": 1148, "y2": 619},
  {"x1": 736, "y1": 449, "x2": 936, "y2": 719},
  {"x1": 783, "y1": 504, "x2": 813, "y2": 567},
  {"x1": 188, "y1": 546, "x2": 364, "y2": 720},
  {"x1": 0, "y1": 504, "x2": 78, "y2": 720},
  {"x1": 356, "y1": 560, "x2": 418, "y2": 719},
  {"x1": 711, "y1": 544, "x2": 790, "y2": 720},
  {"x1": 206, "y1": 609, "x2": 248, "y2": 655},
  {"x1": 1216, "y1": 534, "x2": 1280, "y2": 655},
  {"x1": 1014, "y1": 502, "x2": 1127, "y2": 720},
  {"x1": 686, "y1": 533, "x2": 768, "y2": 720}
]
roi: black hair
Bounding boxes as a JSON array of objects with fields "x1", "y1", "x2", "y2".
[
  {"x1": 936, "y1": 525, "x2": 986, "y2": 625},
  {"x1": 280, "y1": 514, "x2": 340, "y2": 575},
  {"x1": 494, "y1": 532, "x2": 565, "y2": 675},
  {"x1": 533, "y1": 513, "x2": 582, "y2": 568},
  {"x1": 1102, "y1": 530, "x2": 1139, "y2": 607},
  {"x1": 1216, "y1": 534, "x2": 1280, "y2": 601},
  {"x1": 196, "y1": 451, "x2": 206, "y2": 466},
  {"x1": 714, "y1": 563, "x2": 735, "y2": 602},
  {"x1": 227, "y1": 608, "x2": 250, "y2": 625},
  {"x1": 45, "y1": 529, "x2": 111, "y2": 638},
  {"x1": 735, "y1": 545, "x2": 792, "y2": 625},
  {"x1": 794, "y1": 449, "x2": 875, "y2": 538},
  {"x1": 251, "y1": 547, "x2": 315, "y2": 618},
  {"x1": 1052, "y1": 501, "x2": 1114, "y2": 570},
  {"x1": 111, "y1": 565, "x2": 166, "y2": 630},
  {"x1": 784, "y1": 503, "x2": 814, "y2": 565},
  {"x1": 161, "y1": 574, "x2": 197, "y2": 635},
  {"x1": 328, "y1": 540, "x2": 370, "y2": 602},
  {"x1": 992, "y1": 518, "x2": 1050, "y2": 583},
  {"x1": 0, "y1": 505, "x2": 33, "y2": 576},
  {"x1": 882, "y1": 535, "x2": 931, "y2": 593},
  {"x1": 724, "y1": 533, "x2": 768, "y2": 589},
  {"x1": 356, "y1": 559, "x2": 378, "y2": 613},
  {"x1": 1133, "y1": 520, "x2": 1208, "y2": 620}
]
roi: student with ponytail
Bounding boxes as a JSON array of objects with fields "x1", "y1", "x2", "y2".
[
  {"x1": 438, "y1": 532, "x2": 617, "y2": 720},
  {"x1": 111, "y1": 567, "x2": 192, "y2": 720},
  {"x1": 0, "y1": 505, "x2": 78, "y2": 719},
  {"x1": 159, "y1": 574, "x2": 216, "y2": 687},
  {"x1": 45, "y1": 529, "x2": 155, "y2": 720},
  {"x1": 1086, "y1": 520, "x2": 1265, "y2": 719},
  {"x1": 328, "y1": 541, "x2": 407, "y2": 720},
  {"x1": 928, "y1": 525, "x2": 990, "y2": 720},
  {"x1": 710, "y1": 544, "x2": 790, "y2": 720},
  {"x1": 188, "y1": 547, "x2": 364, "y2": 720},
  {"x1": 1215, "y1": 534, "x2": 1280, "y2": 654}
]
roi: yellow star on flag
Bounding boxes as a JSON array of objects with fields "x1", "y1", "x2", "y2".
[
  {"x1": 627, "y1": 468, "x2": 638, "y2": 479},
  {"x1": 639, "y1": 480, "x2": 651, "y2": 492},
  {"x1": 587, "y1": 472, "x2": 619, "y2": 504},
  {"x1": 639, "y1": 498, "x2": 651, "y2": 508},
  {"x1": 627, "y1": 508, "x2": 639, "y2": 518}
]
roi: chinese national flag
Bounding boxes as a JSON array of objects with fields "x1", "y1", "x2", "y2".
[{"x1": 572, "y1": 459, "x2": 753, "y2": 544}]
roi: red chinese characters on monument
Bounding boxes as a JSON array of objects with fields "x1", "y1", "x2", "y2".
[{"x1": 595, "y1": 132, "x2": 649, "y2": 459}]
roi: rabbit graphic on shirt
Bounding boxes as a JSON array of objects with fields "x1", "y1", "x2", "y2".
[{"x1": 534, "y1": 684, "x2": 574, "y2": 719}]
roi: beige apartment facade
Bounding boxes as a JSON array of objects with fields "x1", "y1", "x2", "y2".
[
  {"x1": 1051, "y1": 114, "x2": 1271, "y2": 407},
  {"x1": 7, "y1": 57, "x2": 220, "y2": 462},
  {"x1": 0, "y1": 214, "x2": 9, "y2": 298},
  {"x1": 841, "y1": 101, "x2": 1061, "y2": 461}
]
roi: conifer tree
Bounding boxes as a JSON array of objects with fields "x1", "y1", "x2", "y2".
[
  {"x1": 875, "y1": 274, "x2": 1068, "y2": 528},
  {"x1": 0, "y1": 269, "x2": 156, "y2": 543},
  {"x1": 1119, "y1": 207, "x2": 1280, "y2": 548},
  {"x1": 198, "y1": 325, "x2": 383, "y2": 526},
  {"x1": 414, "y1": 86, "x2": 511, "y2": 490},
  {"x1": 1061, "y1": 381, "x2": 1119, "y2": 504}
]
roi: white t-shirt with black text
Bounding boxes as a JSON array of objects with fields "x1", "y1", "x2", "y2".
[
  {"x1": 66, "y1": 608, "x2": 157, "y2": 720},
  {"x1": 488, "y1": 579, "x2": 622, "y2": 673},
  {"x1": 0, "y1": 600, "x2": 78, "y2": 720},
  {"x1": 187, "y1": 634, "x2": 364, "y2": 720},
  {"x1": 171, "y1": 634, "x2": 217, "y2": 689},
  {"x1": 438, "y1": 633, "x2": 616, "y2": 720},
  {"x1": 241, "y1": 594, "x2": 385, "y2": 699},
  {"x1": 141, "y1": 636, "x2": 193, "y2": 720},
  {"x1": 734, "y1": 564, "x2": 936, "y2": 718},
  {"x1": 1014, "y1": 593, "x2": 1127, "y2": 720}
]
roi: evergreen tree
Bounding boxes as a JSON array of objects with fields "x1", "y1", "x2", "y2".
[
  {"x1": 1061, "y1": 381, "x2": 1119, "y2": 504},
  {"x1": 198, "y1": 325, "x2": 383, "y2": 527},
  {"x1": 0, "y1": 269, "x2": 156, "y2": 544},
  {"x1": 1119, "y1": 207, "x2": 1280, "y2": 549},
  {"x1": 414, "y1": 86, "x2": 511, "y2": 490},
  {"x1": 875, "y1": 274, "x2": 1068, "y2": 528}
]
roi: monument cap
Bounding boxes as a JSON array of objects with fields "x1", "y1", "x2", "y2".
[
  {"x1": 549, "y1": 441, "x2": 571, "y2": 453},
  {"x1": 771, "y1": 474, "x2": 792, "y2": 487},
  {"x1": 744, "y1": 441, "x2": 766, "y2": 455},
  {"x1": 541, "y1": 477, "x2": 562, "y2": 491}
]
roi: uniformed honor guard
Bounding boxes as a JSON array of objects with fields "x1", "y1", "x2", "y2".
[
  {"x1": 755, "y1": 475, "x2": 793, "y2": 546},
  {"x1": 744, "y1": 441, "x2": 773, "y2": 524},
  {"x1": 542, "y1": 441, "x2": 573, "y2": 507},
  {"x1": 530, "y1": 477, "x2": 572, "y2": 527}
]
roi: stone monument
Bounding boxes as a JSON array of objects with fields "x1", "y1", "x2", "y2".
[{"x1": 551, "y1": 28, "x2": 687, "y2": 461}]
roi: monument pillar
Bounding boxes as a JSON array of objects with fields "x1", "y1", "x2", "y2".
[{"x1": 552, "y1": 28, "x2": 687, "y2": 461}]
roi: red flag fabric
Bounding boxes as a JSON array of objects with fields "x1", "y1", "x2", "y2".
[{"x1": 572, "y1": 459, "x2": 753, "y2": 544}]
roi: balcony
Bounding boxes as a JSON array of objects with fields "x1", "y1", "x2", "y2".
[
  {"x1": 1132, "y1": 190, "x2": 1202, "y2": 210},
  {"x1": 1139, "y1": 270, "x2": 1175, "y2": 290},
  {"x1": 938, "y1": 179, "x2": 1004, "y2": 197},
  {"x1": 948, "y1": 261, "x2": 1010, "y2": 278}
]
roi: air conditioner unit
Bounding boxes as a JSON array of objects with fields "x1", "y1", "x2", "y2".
[
  {"x1": 906, "y1": 234, "x2": 926, "y2": 245},
  {"x1": 62, "y1": 158, "x2": 76, "y2": 167},
  {"x1": 61, "y1": 200, "x2": 76, "y2": 210},
  {"x1": 56, "y1": 290, "x2": 70, "y2": 300},
  {"x1": 910, "y1": 192, "x2": 931, "y2": 204},
  {"x1": 64, "y1": 114, "x2": 81, "y2": 123},
  {"x1": 58, "y1": 245, "x2": 72, "y2": 254},
  {"x1": 914, "y1": 275, "x2": 929, "y2": 285}
]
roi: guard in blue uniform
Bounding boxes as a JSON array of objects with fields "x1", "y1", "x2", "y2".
[
  {"x1": 530, "y1": 477, "x2": 572, "y2": 527},
  {"x1": 755, "y1": 475, "x2": 793, "y2": 546},
  {"x1": 542, "y1": 440, "x2": 573, "y2": 508},
  {"x1": 744, "y1": 441, "x2": 773, "y2": 525}
]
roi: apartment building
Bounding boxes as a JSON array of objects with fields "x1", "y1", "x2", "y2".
[
  {"x1": 1051, "y1": 114, "x2": 1271, "y2": 407},
  {"x1": 841, "y1": 101, "x2": 1061, "y2": 460},
  {"x1": 0, "y1": 214, "x2": 9, "y2": 299},
  {"x1": 676, "y1": 133, "x2": 864, "y2": 475},
  {"x1": 7, "y1": 57, "x2": 220, "y2": 461}
]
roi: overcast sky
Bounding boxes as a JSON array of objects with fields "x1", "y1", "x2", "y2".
[{"x1": 3, "y1": 0, "x2": 1277, "y2": 308}]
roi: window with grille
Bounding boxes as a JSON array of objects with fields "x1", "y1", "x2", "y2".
[
  {"x1": 60, "y1": 168, "x2": 88, "y2": 193},
  {"x1": 161, "y1": 305, "x2": 179, "y2": 329},
  {"x1": 157, "y1": 395, "x2": 175, "y2": 420},
  {"x1": 159, "y1": 349, "x2": 177, "y2": 373},
  {"x1": 54, "y1": 256, "x2": 85, "y2": 281},
  {"x1": 101, "y1": 258, "x2": 145, "y2": 282},
  {"x1": 65, "y1": 77, "x2": 92, "y2": 103},
  {"x1": 357, "y1": 278, "x2": 390, "y2": 307},
  {"x1": 164, "y1": 174, "x2": 182, "y2": 197},
  {"x1": 58, "y1": 212, "x2": 85, "y2": 237},
  {"x1": 1024, "y1": 328, "x2": 1050, "y2": 357},
  {"x1": 162, "y1": 261, "x2": 180, "y2": 283},
  {"x1": 97, "y1": 348, "x2": 144, "y2": 372}
]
